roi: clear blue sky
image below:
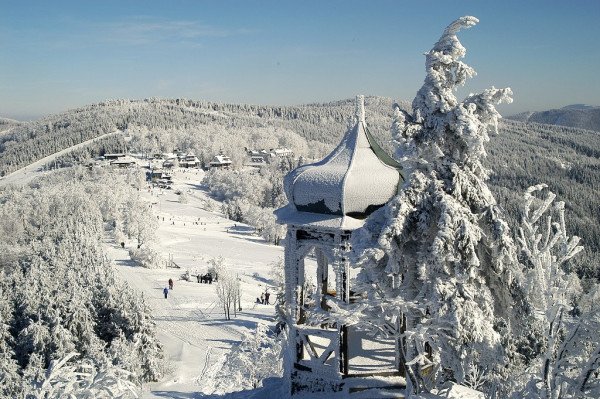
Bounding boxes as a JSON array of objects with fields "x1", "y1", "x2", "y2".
[{"x1": 1, "y1": 0, "x2": 599, "y2": 120}]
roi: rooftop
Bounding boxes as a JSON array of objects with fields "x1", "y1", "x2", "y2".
[{"x1": 276, "y1": 95, "x2": 403, "y2": 230}]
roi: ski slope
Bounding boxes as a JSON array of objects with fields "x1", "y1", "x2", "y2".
[{"x1": 109, "y1": 168, "x2": 285, "y2": 398}]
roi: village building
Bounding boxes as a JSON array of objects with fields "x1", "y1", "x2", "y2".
[
  {"x1": 246, "y1": 147, "x2": 294, "y2": 165},
  {"x1": 275, "y1": 96, "x2": 407, "y2": 396},
  {"x1": 272, "y1": 147, "x2": 293, "y2": 158},
  {"x1": 250, "y1": 156, "x2": 266, "y2": 164},
  {"x1": 148, "y1": 169, "x2": 173, "y2": 188},
  {"x1": 209, "y1": 155, "x2": 232, "y2": 169},
  {"x1": 109, "y1": 155, "x2": 137, "y2": 168},
  {"x1": 162, "y1": 159, "x2": 176, "y2": 169},
  {"x1": 243, "y1": 147, "x2": 295, "y2": 170},
  {"x1": 179, "y1": 153, "x2": 200, "y2": 168}
]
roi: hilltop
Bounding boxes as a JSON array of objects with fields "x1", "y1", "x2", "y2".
[{"x1": 508, "y1": 104, "x2": 600, "y2": 132}]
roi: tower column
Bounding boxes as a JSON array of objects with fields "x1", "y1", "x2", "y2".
[{"x1": 315, "y1": 248, "x2": 328, "y2": 309}]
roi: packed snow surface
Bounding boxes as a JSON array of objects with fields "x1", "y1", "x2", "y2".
[{"x1": 106, "y1": 168, "x2": 286, "y2": 398}]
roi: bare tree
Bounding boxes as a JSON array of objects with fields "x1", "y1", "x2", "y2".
[{"x1": 215, "y1": 263, "x2": 242, "y2": 320}]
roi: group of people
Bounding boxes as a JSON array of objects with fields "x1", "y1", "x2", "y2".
[
  {"x1": 197, "y1": 273, "x2": 213, "y2": 284},
  {"x1": 163, "y1": 278, "x2": 174, "y2": 298},
  {"x1": 163, "y1": 272, "x2": 214, "y2": 299},
  {"x1": 164, "y1": 277, "x2": 273, "y2": 309},
  {"x1": 257, "y1": 291, "x2": 271, "y2": 305}
]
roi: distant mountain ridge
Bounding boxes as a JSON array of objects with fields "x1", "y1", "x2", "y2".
[{"x1": 508, "y1": 104, "x2": 600, "y2": 132}]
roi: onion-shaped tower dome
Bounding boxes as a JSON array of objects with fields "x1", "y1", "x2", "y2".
[{"x1": 275, "y1": 95, "x2": 404, "y2": 230}]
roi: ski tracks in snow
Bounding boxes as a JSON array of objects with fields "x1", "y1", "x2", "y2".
[{"x1": 109, "y1": 242, "x2": 242, "y2": 396}]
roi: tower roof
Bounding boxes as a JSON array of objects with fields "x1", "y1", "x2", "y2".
[{"x1": 275, "y1": 96, "x2": 403, "y2": 230}]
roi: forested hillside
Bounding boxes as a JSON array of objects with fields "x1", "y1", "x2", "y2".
[
  {"x1": 1, "y1": 97, "x2": 598, "y2": 278},
  {"x1": 0, "y1": 97, "x2": 403, "y2": 176},
  {"x1": 488, "y1": 119, "x2": 599, "y2": 279},
  {"x1": 508, "y1": 104, "x2": 600, "y2": 132}
]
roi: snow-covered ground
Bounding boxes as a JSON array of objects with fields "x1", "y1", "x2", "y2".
[{"x1": 108, "y1": 167, "x2": 285, "y2": 398}]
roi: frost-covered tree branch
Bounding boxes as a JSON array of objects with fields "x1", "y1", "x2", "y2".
[{"x1": 514, "y1": 185, "x2": 599, "y2": 399}]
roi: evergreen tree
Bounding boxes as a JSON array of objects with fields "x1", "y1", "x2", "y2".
[
  {"x1": 351, "y1": 16, "x2": 520, "y2": 394},
  {"x1": 0, "y1": 168, "x2": 165, "y2": 395},
  {"x1": 0, "y1": 282, "x2": 21, "y2": 397}
]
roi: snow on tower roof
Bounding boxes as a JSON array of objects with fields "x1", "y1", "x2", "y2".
[{"x1": 275, "y1": 95, "x2": 403, "y2": 230}]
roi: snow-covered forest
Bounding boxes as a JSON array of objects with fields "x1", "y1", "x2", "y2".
[{"x1": 0, "y1": 167, "x2": 164, "y2": 397}]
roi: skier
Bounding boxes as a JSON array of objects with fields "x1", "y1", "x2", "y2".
[
  {"x1": 265, "y1": 291, "x2": 271, "y2": 305},
  {"x1": 163, "y1": 287, "x2": 169, "y2": 299},
  {"x1": 260, "y1": 293, "x2": 265, "y2": 304},
  {"x1": 168, "y1": 278, "x2": 174, "y2": 290}
]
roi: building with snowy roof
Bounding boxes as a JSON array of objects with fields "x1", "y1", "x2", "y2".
[
  {"x1": 109, "y1": 155, "x2": 137, "y2": 168},
  {"x1": 209, "y1": 155, "x2": 232, "y2": 169},
  {"x1": 275, "y1": 96, "x2": 406, "y2": 395},
  {"x1": 272, "y1": 147, "x2": 294, "y2": 158},
  {"x1": 103, "y1": 152, "x2": 125, "y2": 160},
  {"x1": 180, "y1": 153, "x2": 200, "y2": 168}
]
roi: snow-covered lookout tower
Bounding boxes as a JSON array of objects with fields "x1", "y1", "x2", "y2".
[{"x1": 275, "y1": 96, "x2": 405, "y2": 395}]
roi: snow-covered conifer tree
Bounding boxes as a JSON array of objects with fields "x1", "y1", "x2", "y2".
[
  {"x1": 0, "y1": 283, "x2": 20, "y2": 397},
  {"x1": 352, "y1": 16, "x2": 520, "y2": 394},
  {"x1": 29, "y1": 352, "x2": 139, "y2": 399},
  {"x1": 0, "y1": 169, "x2": 165, "y2": 395}
]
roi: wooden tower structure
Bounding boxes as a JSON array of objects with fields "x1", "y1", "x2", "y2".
[{"x1": 275, "y1": 95, "x2": 405, "y2": 395}]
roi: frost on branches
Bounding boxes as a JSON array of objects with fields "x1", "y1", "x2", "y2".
[
  {"x1": 515, "y1": 185, "x2": 598, "y2": 399},
  {"x1": 352, "y1": 16, "x2": 520, "y2": 394},
  {"x1": 0, "y1": 168, "x2": 165, "y2": 397},
  {"x1": 208, "y1": 324, "x2": 284, "y2": 394}
]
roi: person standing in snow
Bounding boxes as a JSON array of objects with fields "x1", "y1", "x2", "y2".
[
  {"x1": 168, "y1": 278, "x2": 174, "y2": 290},
  {"x1": 260, "y1": 293, "x2": 265, "y2": 304},
  {"x1": 265, "y1": 291, "x2": 271, "y2": 305},
  {"x1": 163, "y1": 287, "x2": 169, "y2": 299}
]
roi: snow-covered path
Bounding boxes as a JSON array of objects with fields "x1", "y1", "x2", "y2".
[{"x1": 108, "y1": 168, "x2": 285, "y2": 398}]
